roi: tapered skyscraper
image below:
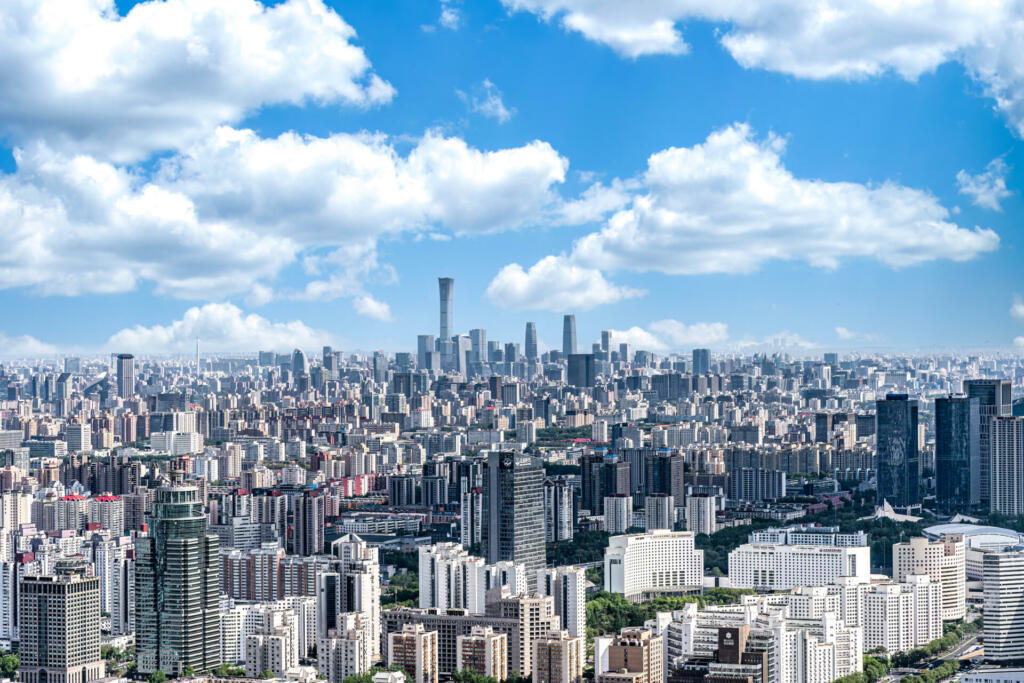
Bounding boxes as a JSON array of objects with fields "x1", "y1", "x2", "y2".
[
  {"x1": 439, "y1": 277, "x2": 454, "y2": 340},
  {"x1": 525, "y1": 322, "x2": 538, "y2": 361},
  {"x1": 136, "y1": 473, "x2": 220, "y2": 675},
  {"x1": 562, "y1": 314, "x2": 576, "y2": 356}
]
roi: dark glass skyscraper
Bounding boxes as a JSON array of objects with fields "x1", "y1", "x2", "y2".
[
  {"x1": 116, "y1": 353, "x2": 135, "y2": 399},
  {"x1": 964, "y1": 379, "x2": 1012, "y2": 506},
  {"x1": 876, "y1": 394, "x2": 920, "y2": 510},
  {"x1": 525, "y1": 322, "x2": 538, "y2": 361},
  {"x1": 562, "y1": 314, "x2": 576, "y2": 356},
  {"x1": 439, "y1": 277, "x2": 453, "y2": 340},
  {"x1": 567, "y1": 353, "x2": 595, "y2": 388},
  {"x1": 935, "y1": 394, "x2": 980, "y2": 513},
  {"x1": 484, "y1": 452, "x2": 544, "y2": 589},
  {"x1": 136, "y1": 474, "x2": 220, "y2": 675},
  {"x1": 692, "y1": 348, "x2": 710, "y2": 375}
]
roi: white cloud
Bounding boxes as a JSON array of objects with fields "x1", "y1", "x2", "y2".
[
  {"x1": 570, "y1": 123, "x2": 998, "y2": 275},
  {"x1": 0, "y1": 127, "x2": 568, "y2": 303},
  {"x1": 835, "y1": 326, "x2": 878, "y2": 342},
  {"x1": 440, "y1": 2, "x2": 462, "y2": 30},
  {"x1": 107, "y1": 303, "x2": 333, "y2": 353},
  {"x1": 552, "y1": 179, "x2": 637, "y2": 225},
  {"x1": 733, "y1": 330, "x2": 818, "y2": 351},
  {"x1": 0, "y1": 333, "x2": 58, "y2": 359},
  {"x1": 609, "y1": 320, "x2": 729, "y2": 352},
  {"x1": 500, "y1": 1, "x2": 1024, "y2": 136},
  {"x1": 458, "y1": 79, "x2": 516, "y2": 123},
  {"x1": 0, "y1": 0, "x2": 394, "y2": 161},
  {"x1": 957, "y1": 158, "x2": 1012, "y2": 211},
  {"x1": 1016, "y1": 336, "x2": 1024, "y2": 349},
  {"x1": 352, "y1": 295, "x2": 393, "y2": 322},
  {"x1": 486, "y1": 255, "x2": 644, "y2": 311},
  {"x1": 1012, "y1": 296, "x2": 1024, "y2": 320}
]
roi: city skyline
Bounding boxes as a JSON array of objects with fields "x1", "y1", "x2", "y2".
[{"x1": 0, "y1": 1, "x2": 1023, "y2": 356}]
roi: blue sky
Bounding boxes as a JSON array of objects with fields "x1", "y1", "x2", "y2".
[{"x1": 1, "y1": 0, "x2": 1023, "y2": 356}]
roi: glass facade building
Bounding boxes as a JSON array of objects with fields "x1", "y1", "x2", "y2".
[
  {"x1": 935, "y1": 395, "x2": 980, "y2": 513},
  {"x1": 876, "y1": 393, "x2": 920, "y2": 510}
]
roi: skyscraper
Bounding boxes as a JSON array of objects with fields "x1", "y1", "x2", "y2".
[
  {"x1": 935, "y1": 395, "x2": 980, "y2": 513},
  {"x1": 600, "y1": 330, "x2": 612, "y2": 353},
  {"x1": 439, "y1": 277, "x2": 454, "y2": 340},
  {"x1": 136, "y1": 473, "x2": 220, "y2": 675},
  {"x1": 876, "y1": 394, "x2": 920, "y2": 510},
  {"x1": 990, "y1": 417, "x2": 1024, "y2": 516},
  {"x1": 485, "y1": 452, "x2": 545, "y2": 589},
  {"x1": 116, "y1": 353, "x2": 135, "y2": 399},
  {"x1": 292, "y1": 348, "x2": 309, "y2": 375},
  {"x1": 417, "y1": 334, "x2": 435, "y2": 369},
  {"x1": 525, "y1": 322, "x2": 538, "y2": 361},
  {"x1": 562, "y1": 314, "x2": 576, "y2": 356},
  {"x1": 964, "y1": 379, "x2": 1013, "y2": 506},
  {"x1": 692, "y1": 348, "x2": 710, "y2": 375},
  {"x1": 294, "y1": 489, "x2": 326, "y2": 555},
  {"x1": 469, "y1": 329, "x2": 486, "y2": 363},
  {"x1": 567, "y1": 353, "x2": 595, "y2": 388},
  {"x1": 19, "y1": 559, "x2": 104, "y2": 683}
]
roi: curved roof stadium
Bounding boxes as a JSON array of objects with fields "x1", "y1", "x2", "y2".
[{"x1": 924, "y1": 524, "x2": 1024, "y2": 550}]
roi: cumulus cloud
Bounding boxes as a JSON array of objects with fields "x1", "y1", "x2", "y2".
[
  {"x1": 0, "y1": 127, "x2": 568, "y2": 303},
  {"x1": 571, "y1": 123, "x2": 998, "y2": 275},
  {"x1": 0, "y1": 0, "x2": 393, "y2": 161},
  {"x1": 552, "y1": 179, "x2": 637, "y2": 225},
  {"x1": 609, "y1": 320, "x2": 729, "y2": 352},
  {"x1": 733, "y1": 331, "x2": 818, "y2": 351},
  {"x1": 500, "y1": 1, "x2": 1024, "y2": 136},
  {"x1": 0, "y1": 333, "x2": 58, "y2": 359},
  {"x1": 439, "y1": 1, "x2": 462, "y2": 30},
  {"x1": 957, "y1": 158, "x2": 1012, "y2": 211},
  {"x1": 107, "y1": 303, "x2": 333, "y2": 353},
  {"x1": 352, "y1": 295, "x2": 393, "y2": 322},
  {"x1": 1012, "y1": 296, "x2": 1024, "y2": 320},
  {"x1": 835, "y1": 326, "x2": 878, "y2": 342},
  {"x1": 1016, "y1": 336, "x2": 1024, "y2": 349},
  {"x1": 458, "y1": 79, "x2": 516, "y2": 123},
  {"x1": 486, "y1": 255, "x2": 644, "y2": 311}
]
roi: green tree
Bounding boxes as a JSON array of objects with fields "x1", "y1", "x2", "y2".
[
  {"x1": 148, "y1": 670, "x2": 167, "y2": 683},
  {"x1": 259, "y1": 670, "x2": 276, "y2": 679},
  {"x1": 0, "y1": 654, "x2": 18, "y2": 679},
  {"x1": 183, "y1": 665, "x2": 196, "y2": 677},
  {"x1": 451, "y1": 671, "x2": 497, "y2": 683}
]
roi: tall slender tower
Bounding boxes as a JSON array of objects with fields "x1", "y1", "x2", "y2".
[
  {"x1": 964, "y1": 379, "x2": 1012, "y2": 506},
  {"x1": 562, "y1": 315, "x2": 576, "y2": 356},
  {"x1": 484, "y1": 452, "x2": 545, "y2": 589},
  {"x1": 439, "y1": 278, "x2": 454, "y2": 341},
  {"x1": 876, "y1": 394, "x2": 920, "y2": 510},
  {"x1": 136, "y1": 473, "x2": 220, "y2": 675},
  {"x1": 116, "y1": 353, "x2": 135, "y2": 399},
  {"x1": 525, "y1": 322, "x2": 538, "y2": 361}
]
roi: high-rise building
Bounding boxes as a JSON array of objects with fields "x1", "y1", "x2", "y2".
[
  {"x1": 601, "y1": 330, "x2": 612, "y2": 353},
  {"x1": 562, "y1": 315, "x2": 576, "y2": 356},
  {"x1": 456, "y1": 626, "x2": 507, "y2": 680},
  {"x1": 136, "y1": 473, "x2": 220, "y2": 675},
  {"x1": 876, "y1": 394, "x2": 920, "y2": 510},
  {"x1": 536, "y1": 567, "x2": 586, "y2": 639},
  {"x1": 469, "y1": 329, "x2": 486, "y2": 364},
  {"x1": 417, "y1": 335, "x2": 435, "y2": 369},
  {"x1": 983, "y1": 546, "x2": 1024, "y2": 663},
  {"x1": 116, "y1": 353, "x2": 135, "y2": 399},
  {"x1": 596, "y1": 627, "x2": 663, "y2": 683},
  {"x1": 728, "y1": 542, "x2": 870, "y2": 591},
  {"x1": 19, "y1": 559, "x2": 104, "y2": 683},
  {"x1": 318, "y1": 535, "x2": 382, "y2": 664},
  {"x1": 965, "y1": 379, "x2": 1013, "y2": 506},
  {"x1": 893, "y1": 535, "x2": 966, "y2": 621},
  {"x1": 567, "y1": 354, "x2": 595, "y2": 388},
  {"x1": 292, "y1": 348, "x2": 309, "y2": 375},
  {"x1": 990, "y1": 417, "x2": 1024, "y2": 516},
  {"x1": 484, "y1": 452, "x2": 545, "y2": 590},
  {"x1": 691, "y1": 348, "x2": 710, "y2": 375},
  {"x1": 684, "y1": 495, "x2": 716, "y2": 535},
  {"x1": 294, "y1": 490, "x2": 326, "y2": 555},
  {"x1": 533, "y1": 631, "x2": 585, "y2": 683},
  {"x1": 604, "y1": 494, "x2": 633, "y2": 535},
  {"x1": 439, "y1": 277, "x2": 454, "y2": 341},
  {"x1": 544, "y1": 478, "x2": 574, "y2": 543},
  {"x1": 525, "y1": 322, "x2": 538, "y2": 361},
  {"x1": 935, "y1": 395, "x2": 981, "y2": 513},
  {"x1": 644, "y1": 494, "x2": 674, "y2": 531},
  {"x1": 389, "y1": 624, "x2": 438, "y2": 683},
  {"x1": 604, "y1": 530, "x2": 703, "y2": 601}
]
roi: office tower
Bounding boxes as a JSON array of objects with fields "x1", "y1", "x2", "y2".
[
  {"x1": 597, "y1": 628, "x2": 662, "y2": 683},
  {"x1": 600, "y1": 330, "x2": 612, "y2": 353},
  {"x1": 965, "y1": 379, "x2": 1013, "y2": 506},
  {"x1": 525, "y1": 322, "x2": 538, "y2": 361},
  {"x1": 388, "y1": 624, "x2": 438, "y2": 683},
  {"x1": 684, "y1": 494, "x2": 716, "y2": 535},
  {"x1": 291, "y1": 347, "x2": 309, "y2": 376},
  {"x1": 935, "y1": 395, "x2": 981, "y2": 513},
  {"x1": 485, "y1": 452, "x2": 545, "y2": 589},
  {"x1": 692, "y1": 348, "x2": 710, "y2": 375},
  {"x1": 439, "y1": 277, "x2": 454, "y2": 341},
  {"x1": 533, "y1": 631, "x2": 585, "y2": 683},
  {"x1": 469, "y1": 329, "x2": 486, "y2": 363},
  {"x1": 983, "y1": 546, "x2": 1024, "y2": 662},
  {"x1": 893, "y1": 535, "x2": 967, "y2": 621},
  {"x1": 562, "y1": 314, "x2": 576, "y2": 356},
  {"x1": 990, "y1": 417, "x2": 1024, "y2": 516},
  {"x1": 456, "y1": 626, "x2": 507, "y2": 680},
  {"x1": 544, "y1": 478, "x2": 574, "y2": 542},
  {"x1": 876, "y1": 393, "x2": 920, "y2": 510},
  {"x1": 814, "y1": 412, "x2": 832, "y2": 443},
  {"x1": 604, "y1": 494, "x2": 633, "y2": 534},
  {"x1": 65, "y1": 423, "x2": 91, "y2": 453},
  {"x1": 504, "y1": 342, "x2": 520, "y2": 364},
  {"x1": 417, "y1": 335, "x2": 435, "y2": 369},
  {"x1": 567, "y1": 353, "x2": 595, "y2": 388},
  {"x1": 618, "y1": 343, "x2": 631, "y2": 364},
  {"x1": 294, "y1": 490, "x2": 326, "y2": 555},
  {"x1": 19, "y1": 559, "x2": 104, "y2": 683},
  {"x1": 372, "y1": 351, "x2": 387, "y2": 384},
  {"x1": 604, "y1": 531, "x2": 703, "y2": 600},
  {"x1": 116, "y1": 353, "x2": 135, "y2": 399},
  {"x1": 136, "y1": 473, "x2": 220, "y2": 675},
  {"x1": 644, "y1": 494, "x2": 674, "y2": 531},
  {"x1": 536, "y1": 567, "x2": 586, "y2": 639},
  {"x1": 823, "y1": 352, "x2": 839, "y2": 365}
]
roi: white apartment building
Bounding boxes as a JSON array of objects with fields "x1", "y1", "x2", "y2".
[
  {"x1": 728, "y1": 543, "x2": 870, "y2": 591},
  {"x1": 604, "y1": 530, "x2": 703, "y2": 602},
  {"x1": 990, "y1": 417, "x2": 1024, "y2": 516},
  {"x1": 537, "y1": 567, "x2": 586, "y2": 638},
  {"x1": 893, "y1": 535, "x2": 966, "y2": 620},
  {"x1": 418, "y1": 543, "x2": 525, "y2": 614},
  {"x1": 318, "y1": 614, "x2": 367, "y2": 683},
  {"x1": 604, "y1": 495, "x2": 633, "y2": 535},
  {"x1": 861, "y1": 575, "x2": 943, "y2": 653},
  {"x1": 749, "y1": 525, "x2": 867, "y2": 547},
  {"x1": 684, "y1": 495, "x2": 716, "y2": 535}
]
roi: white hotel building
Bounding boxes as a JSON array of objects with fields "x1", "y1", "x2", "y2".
[
  {"x1": 729, "y1": 543, "x2": 870, "y2": 591},
  {"x1": 604, "y1": 530, "x2": 703, "y2": 602}
]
